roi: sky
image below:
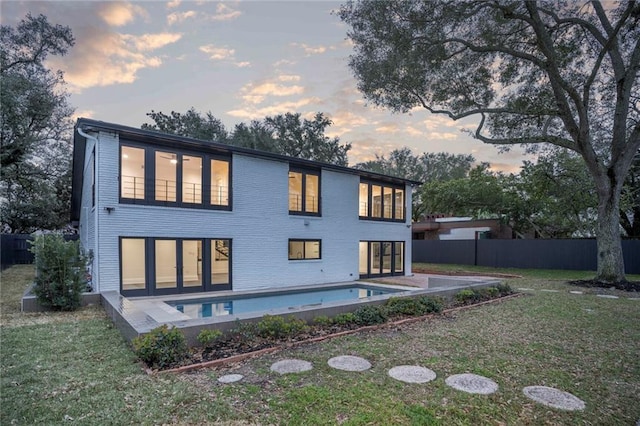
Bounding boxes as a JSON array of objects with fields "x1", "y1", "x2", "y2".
[{"x1": 1, "y1": 0, "x2": 533, "y2": 172}]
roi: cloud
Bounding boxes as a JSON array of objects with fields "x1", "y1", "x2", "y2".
[
  {"x1": 273, "y1": 59, "x2": 297, "y2": 67},
  {"x1": 167, "y1": 10, "x2": 197, "y2": 25},
  {"x1": 235, "y1": 75, "x2": 305, "y2": 104},
  {"x1": 211, "y1": 3, "x2": 242, "y2": 21},
  {"x1": 234, "y1": 61, "x2": 251, "y2": 68},
  {"x1": 199, "y1": 45, "x2": 235, "y2": 60},
  {"x1": 122, "y1": 33, "x2": 182, "y2": 51},
  {"x1": 278, "y1": 75, "x2": 301, "y2": 82},
  {"x1": 291, "y1": 43, "x2": 331, "y2": 55},
  {"x1": 227, "y1": 97, "x2": 321, "y2": 120},
  {"x1": 98, "y1": 2, "x2": 147, "y2": 27},
  {"x1": 167, "y1": 0, "x2": 181, "y2": 9},
  {"x1": 375, "y1": 123, "x2": 399, "y2": 134}
]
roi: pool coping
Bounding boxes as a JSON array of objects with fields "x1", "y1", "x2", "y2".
[{"x1": 100, "y1": 277, "x2": 502, "y2": 346}]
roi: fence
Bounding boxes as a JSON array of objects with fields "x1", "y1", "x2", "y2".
[
  {"x1": 412, "y1": 239, "x2": 640, "y2": 274},
  {"x1": 1, "y1": 234, "x2": 79, "y2": 270}
]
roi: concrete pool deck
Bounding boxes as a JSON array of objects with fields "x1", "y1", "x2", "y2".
[{"x1": 100, "y1": 274, "x2": 502, "y2": 345}]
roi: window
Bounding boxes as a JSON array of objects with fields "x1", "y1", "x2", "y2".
[
  {"x1": 119, "y1": 143, "x2": 231, "y2": 210},
  {"x1": 289, "y1": 168, "x2": 320, "y2": 215},
  {"x1": 121, "y1": 238, "x2": 146, "y2": 291},
  {"x1": 211, "y1": 239, "x2": 230, "y2": 284},
  {"x1": 359, "y1": 180, "x2": 405, "y2": 221},
  {"x1": 288, "y1": 239, "x2": 321, "y2": 260},
  {"x1": 359, "y1": 240, "x2": 404, "y2": 277},
  {"x1": 121, "y1": 146, "x2": 145, "y2": 200}
]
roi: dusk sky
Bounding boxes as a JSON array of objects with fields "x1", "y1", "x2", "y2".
[{"x1": 2, "y1": 1, "x2": 532, "y2": 171}]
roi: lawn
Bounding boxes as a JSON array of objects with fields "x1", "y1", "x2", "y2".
[{"x1": 1, "y1": 264, "x2": 639, "y2": 425}]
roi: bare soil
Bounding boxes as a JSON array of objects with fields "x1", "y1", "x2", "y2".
[{"x1": 566, "y1": 279, "x2": 640, "y2": 292}]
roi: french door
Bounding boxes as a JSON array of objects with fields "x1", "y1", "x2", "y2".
[
  {"x1": 120, "y1": 237, "x2": 231, "y2": 296},
  {"x1": 359, "y1": 241, "x2": 404, "y2": 278}
]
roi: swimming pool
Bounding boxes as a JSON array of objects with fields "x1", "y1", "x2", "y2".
[{"x1": 166, "y1": 285, "x2": 406, "y2": 319}]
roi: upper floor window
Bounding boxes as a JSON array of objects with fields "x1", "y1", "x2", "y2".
[
  {"x1": 288, "y1": 239, "x2": 321, "y2": 260},
  {"x1": 120, "y1": 143, "x2": 230, "y2": 210},
  {"x1": 289, "y1": 167, "x2": 320, "y2": 215},
  {"x1": 359, "y1": 180, "x2": 405, "y2": 222}
]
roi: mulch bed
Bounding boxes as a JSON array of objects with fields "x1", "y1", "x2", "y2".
[
  {"x1": 566, "y1": 279, "x2": 640, "y2": 292},
  {"x1": 412, "y1": 268, "x2": 522, "y2": 279}
]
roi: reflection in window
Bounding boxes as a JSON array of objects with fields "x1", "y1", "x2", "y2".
[
  {"x1": 121, "y1": 238, "x2": 145, "y2": 290},
  {"x1": 211, "y1": 239, "x2": 230, "y2": 284},
  {"x1": 211, "y1": 159, "x2": 229, "y2": 206},
  {"x1": 288, "y1": 239, "x2": 321, "y2": 260},
  {"x1": 155, "y1": 152, "x2": 177, "y2": 202},
  {"x1": 289, "y1": 168, "x2": 320, "y2": 215},
  {"x1": 182, "y1": 156, "x2": 202, "y2": 204},
  {"x1": 121, "y1": 146, "x2": 145, "y2": 199}
]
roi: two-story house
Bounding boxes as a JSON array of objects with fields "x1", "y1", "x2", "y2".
[{"x1": 71, "y1": 118, "x2": 417, "y2": 297}]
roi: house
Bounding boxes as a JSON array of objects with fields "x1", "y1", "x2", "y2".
[
  {"x1": 412, "y1": 216, "x2": 514, "y2": 240},
  {"x1": 71, "y1": 118, "x2": 418, "y2": 297}
]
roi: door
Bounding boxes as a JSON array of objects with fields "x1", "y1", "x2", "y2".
[{"x1": 359, "y1": 241, "x2": 404, "y2": 278}]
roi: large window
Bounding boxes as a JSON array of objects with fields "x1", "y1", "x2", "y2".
[
  {"x1": 119, "y1": 143, "x2": 231, "y2": 210},
  {"x1": 359, "y1": 180, "x2": 405, "y2": 221},
  {"x1": 288, "y1": 239, "x2": 321, "y2": 260},
  {"x1": 289, "y1": 168, "x2": 320, "y2": 215},
  {"x1": 120, "y1": 237, "x2": 231, "y2": 296},
  {"x1": 359, "y1": 240, "x2": 404, "y2": 277}
]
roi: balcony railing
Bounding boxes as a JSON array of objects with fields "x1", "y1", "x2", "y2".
[
  {"x1": 155, "y1": 179, "x2": 177, "y2": 202},
  {"x1": 121, "y1": 175, "x2": 145, "y2": 199}
]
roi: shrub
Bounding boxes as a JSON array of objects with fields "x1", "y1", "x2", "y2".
[
  {"x1": 197, "y1": 328, "x2": 222, "y2": 348},
  {"x1": 385, "y1": 297, "x2": 427, "y2": 316},
  {"x1": 312, "y1": 315, "x2": 333, "y2": 326},
  {"x1": 230, "y1": 319, "x2": 257, "y2": 341},
  {"x1": 455, "y1": 289, "x2": 477, "y2": 305},
  {"x1": 333, "y1": 312, "x2": 357, "y2": 325},
  {"x1": 418, "y1": 296, "x2": 444, "y2": 314},
  {"x1": 495, "y1": 283, "x2": 513, "y2": 296},
  {"x1": 29, "y1": 233, "x2": 91, "y2": 311},
  {"x1": 256, "y1": 315, "x2": 309, "y2": 339},
  {"x1": 132, "y1": 325, "x2": 187, "y2": 369},
  {"x1": 353, "y1": 305, "x2": 388, "y2": 326}
]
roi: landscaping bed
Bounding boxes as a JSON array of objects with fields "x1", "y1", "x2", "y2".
[{"x1": 567, "y1": 279, "x2": 640, "y2": 292}]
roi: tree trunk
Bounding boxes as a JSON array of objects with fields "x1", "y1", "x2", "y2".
[{"x1": 595, "y1": 183, "x2": 626, "y2": 283}]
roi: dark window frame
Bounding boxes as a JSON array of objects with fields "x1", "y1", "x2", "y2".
[
  {"x1": 118, "y1": 142, "x2": 232, "y2": 211},
  {"x1": 359, "y1": 180, "x2": 406, "y2": 222},
  {"x1": 288, "y1": 166, "x2": 321, "y2": 217},
  {"x1": 358, "y1": 240, "x2": 405, "y2": 278},
  {"x1": 288, "y1": 239, "x2": 322, "y2": 260}
]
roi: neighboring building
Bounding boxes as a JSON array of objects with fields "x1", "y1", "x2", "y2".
[
  {"x1": 71, "y1": 118, "x2": 417, "y2": 296},
  {"x1": 412, "y1": 217, "x2": 513, "y2": 240}
]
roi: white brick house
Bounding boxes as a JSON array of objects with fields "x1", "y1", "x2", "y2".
[{"x1": 71, "y1": 118, "x2": 417, "y2": 296}]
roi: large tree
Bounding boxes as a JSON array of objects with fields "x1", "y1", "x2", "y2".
[
  {"x1": 339, "y1": 1, "x2": 640, "y2": 282},
  {"x1": 141, "y1": 108, "x2": 229, "y2": 142},
  {"x1": 1, "y1": 13, "x2": 75, "y2": 232}
]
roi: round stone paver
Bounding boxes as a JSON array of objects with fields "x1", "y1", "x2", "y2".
[
  {"x1": 388, "y1": 365, "x2": 436, "y2": 384},
  {"x1": 445, "y1": 373, "x2": 499, "y2": 395},
  {"x1": 270, "y1": 359, "x2": 313, "y2": 374},
  {"x1": 328, "y1": 355, "x2": 372, "y2": 372},
  {"x1": 218, "y1": 374, "x2": 244, "y2": 383},
  {"x1": 596, "y1": 294, "x2": 619, "y2": 299},
  {"x1": 523, "y1": 386, "x2": 585, "y2": 411}
]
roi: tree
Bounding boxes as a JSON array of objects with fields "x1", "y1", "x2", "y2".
[
  {"x1": 1, "y1": 13, "x2": 75, "y2": 232},
  {"x1": 142, "y1": 108, "x2": 228, "y2": 142},
  {"x1": 620, "y1": 152, "x2": 640, "y2": 238},
  {"x1": 339, "y1": 1, "x2": 640, "y2": 282}
]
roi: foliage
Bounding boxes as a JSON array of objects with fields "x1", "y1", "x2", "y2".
[
  {"x1": 312, "y1": 315, "x2": 332, "y2": 326},
  {"x1": 417, "y1": 295, "x2": 444, "y2": 313},
  {"x1": 495, "y1": 283, "x2": 514, "y2": 297},
  {"x1": 132, "y1": 325, "x2": 187, "y2": 370},
  {"x1": 353, "y1": 304, "x2": 388, "y2": 326},
  {"x1": 142, "y1": 109, "x2": 351, "y2": 166},
  {"x1": 384, "y1": 295, "x2": 443, "y2": 317},
  {"x1": 29, "y1": 233, "x2": 89, "y2": 311},
  {"x1": 142, "y1": 108, "x2": 228, "y2": 142},
  {"x1": 256, "y1": 315, "x2": 309, "y2": 340},
  {"x1": 332, "y1": 312, "x2": 357, "y2": 325},
  {"x1": 197, "y1": 328, "x2": 223, "y2": 348},
  {"x1": 339, "y1": 0, "x2": 640, "y2": 282},
  {"x1": 0, "y1": 14, "x2": 75, "y2": 232},
  {"x1": 454, "y1": 286, "x2": 510, "y2": 306}
]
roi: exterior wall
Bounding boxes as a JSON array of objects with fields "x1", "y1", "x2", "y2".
[
  {"x1": 78, "y1": 137, "x2": 97, "y2": 288},
  {"x1": 83, "y1": 130, "x2": 412, "y2": 293}
]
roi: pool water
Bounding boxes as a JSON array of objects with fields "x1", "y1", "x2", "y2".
[{"x1": 166, "y1": 285, "x2": 404, "y2": 319}]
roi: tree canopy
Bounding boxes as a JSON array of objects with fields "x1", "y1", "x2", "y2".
[
  {"x1": 142, "y1": 110, "x2": 351, "y2": 166},
  {"x1": 339, "y1": 0, "x2": 640, "y2": 282},
  {"x1": 0, "y1": 14, "x2": 75, "y2": 232}
]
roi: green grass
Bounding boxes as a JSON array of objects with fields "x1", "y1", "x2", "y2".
[{"x1": 2, "y1": 264, "x2": 639, "y2": 425}]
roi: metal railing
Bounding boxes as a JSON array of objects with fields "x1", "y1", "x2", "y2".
[
  {"x1": 182, "y1": 182, "x2": 202, "y2": 204},
  {"x1": 121, "y1": 175, "x2": 145, "y2": 199},
  {"x1": 211, "y1": 185, "x2": 229, "y2": 206},
  {"x1": 155, "y1": 179, "x2": 177, "y2": 202}
]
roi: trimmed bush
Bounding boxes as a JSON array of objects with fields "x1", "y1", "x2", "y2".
[
  {"x1": 312, "y1": 315, "x2": 332, "y2": 326},
  {"x1": 496, "y1": 283, "x2": 513, "y2": 296},
  {"x1": 333, "y1": 312, "x2": 357, "y2": 325},
  {"x1": 455, "y1": 289, "x2": 477, "y2": 305},
  {"x1": 385, "y1": 297, "x2": 427, "y2": 316},
  {"x1": 418, "y1": 296, "x2": 444, "y2": 313},
  {"x1": 132, "y1": 325, "x2": 187, "y2": 369},
  {"x1": 353, "y1": 305, "x2": 388, "y2": 325},
  {"x1": 197, "y1": 329, "x2": 222, "y2": 348},
  {"x1": 29, "y1": 233, "x2": 90, "y2": 311},
  {"x1": 256, "y1": 315, "x2": 309, "y2": 339}
]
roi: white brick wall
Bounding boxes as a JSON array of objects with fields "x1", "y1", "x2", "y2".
[{"x1": 79, "y1": 130, "x2": 412, "y2": 293}]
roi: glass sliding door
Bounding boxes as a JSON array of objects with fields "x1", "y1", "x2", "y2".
[
  {"x1": 182, "y1": 240, "x2": 202, "y2": 289},
  {"x1": 121, "y1": 238, "x2": 146, "y2": 293},
  {"x1": 359, "y1": 240, "x2": 405, "y2": 278},
  {"x1": 155, "y1": 240, "x2": 177, "y2": 290},
  {"x1": 394, "y1": 242, "x2": 404, "y2": 274},
  {"x1": 382, "y1": 242, "x2": 392, "y2": 274},
  {"x1": 211, "y1": 239, "x2": 231, "y2": 288}
]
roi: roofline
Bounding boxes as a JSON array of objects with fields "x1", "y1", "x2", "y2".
[{"x1": 74, "y1": 118, "x2": 422, "y2": 185}]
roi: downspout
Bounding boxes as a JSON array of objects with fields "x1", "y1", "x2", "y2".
[{"x1": 77, "y1": 126, "x2": 99, "y2": 292}]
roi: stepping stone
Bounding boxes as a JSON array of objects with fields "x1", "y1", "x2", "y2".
[
  {"x1": 218, "y1": 374, "x2": 243, "y2": 383},
  {"x1": 270, "y1": 359, "x2": 313, "y2": 374},
  {"x1": 596, "y1": 294, "x2": 619, "y2": 299},
  {"x1": 517, "y1": 288, "x2": 534, "y2": 291},
  {"x1": 328, "y1": 355, "x2": 372, "y2": 372},
  {"x1": 523, "y1": 386, "x2": 585, "y2": 411},
  {"x1": 569, "y1": 291, "x2": 584, "y2": 295},
  {"x1": 445, "y1": 373, "x2": 498, "y2": 395},
  {"x1": 388, "y1": 365, "x2": 436, "y2": 383},
  {"x1": 540, "y1": 289, "x2": 560, "y2": 293}
]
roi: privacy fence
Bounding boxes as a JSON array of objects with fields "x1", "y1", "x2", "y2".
[
  {"x1": 1, "y1": 234, "x2": 78, "y2": 270},
  {"x1": 412, "y1": 239, "x2": 640, "y2": 274}
]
